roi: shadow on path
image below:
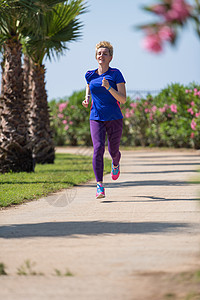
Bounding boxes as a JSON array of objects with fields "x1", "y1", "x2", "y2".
[
  {"x1": 0, "y1": 221, "x2": 198, "y2": 239},
  {"x1": 82, "y1": 180, "x2": 194, "y2": 189},
  {"x1": 123, "y1": 163, "x2": 200, "y2": 167},
  {"x1": 123, "y1": 170, "x2": 196, "y2": 175},
  {"x1": 101, "y1": 197, "x2": 200, "y2": 203},
  {"x1": 130, "y1": 155, "x2": 200, "y2": 159}
]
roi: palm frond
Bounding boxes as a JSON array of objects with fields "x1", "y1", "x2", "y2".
[
  {"x1": 0, "y1": 34, "x2": 7, "y2": 45},
  {"x1": 23, "y1": 0, "x2": 87, "y2": 64}
]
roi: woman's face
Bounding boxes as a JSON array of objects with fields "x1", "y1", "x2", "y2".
[{"x1": 96, "y1": 47, "x2": 112, "y2": 65}]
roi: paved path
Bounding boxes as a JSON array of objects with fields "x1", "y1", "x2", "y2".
[{"x1": 0, "y1": 148, "x2": 200, "y2": 300}]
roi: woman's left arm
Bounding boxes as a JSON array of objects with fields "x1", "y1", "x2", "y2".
[{"x1": 102, "y1": 77, "x2": 126, "y2": 104}]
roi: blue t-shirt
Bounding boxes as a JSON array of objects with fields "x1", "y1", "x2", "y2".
[{"x1": 85, "y1": 67, "x2": 126, "y2": 121}]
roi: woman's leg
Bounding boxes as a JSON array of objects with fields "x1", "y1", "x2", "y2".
[
  {"x1": 106, "y1": 119, "x2": 123, "y2": 166},
  {"x1": 90, "y1": 120, "x2": 106, "y2": 183}
]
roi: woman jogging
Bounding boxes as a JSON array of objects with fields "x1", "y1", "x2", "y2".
[{"x1": 82, "y1": 41, "x2": 126, "y2": 199}]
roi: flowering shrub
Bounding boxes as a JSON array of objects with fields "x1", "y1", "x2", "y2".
[
  {"x1": 49, "y1": 83, "x2": 200, "y2": 148},
  {"x1": 49, "y1": 90, "x2": 92, "y2": 146},
  {"x1": 121, "y1": 96, "x2": 153, "y2": 146},
  {"x1": 138, "y1": 0, "x2": 200, "y2": 53},
  {"x1": 123, "y1": 83, "x2": 200, "y2": 148},
  {"x1": 49, "y1": 99, "x2": 67, "y2": 146},
  {"x1": 148, "y1": 84, "x2": 198, "y2": 147}
]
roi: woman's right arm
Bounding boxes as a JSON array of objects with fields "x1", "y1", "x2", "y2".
[{"x1": 82, "y1": 84, "x2": 91, "y2": 108}]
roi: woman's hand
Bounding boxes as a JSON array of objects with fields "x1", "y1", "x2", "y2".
[
  {"x1": 101, "y1": 77, "x2": 110, "y2": 90},
  {"x1": 83, "y1": 84, "x2": 90, "y2": 108},
  {"x1": 102, "y1": 77, "x2": 126, "y2": 104},
  {"x1": 82, "y1": 99, "x2": 89, "y2": 108}
]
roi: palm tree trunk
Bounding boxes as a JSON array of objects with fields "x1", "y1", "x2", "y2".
[
  {"x1": 23, "y1": 54, "x2": 31, "y2": 109},
  {"x1": 1, "y1": 50, "x2": 5, "y2": 96},
  {"x1": 0, "y1": 38, "x2": 34, "y2": 173},
  {"x1": 29, "y1": 61, "x2": 55, "y2": 164}
]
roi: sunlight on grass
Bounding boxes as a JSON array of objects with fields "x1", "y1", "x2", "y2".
[{"x1": 0, "y1": 153, "x2": 111, "y2": 207}]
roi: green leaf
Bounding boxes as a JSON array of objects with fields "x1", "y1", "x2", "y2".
[{"x1": 22, "y1": 1, "x2": 87, "y2": 64}]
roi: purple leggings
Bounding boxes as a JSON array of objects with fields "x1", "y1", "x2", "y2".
[{"x1": 90, "y1": 119, "x2": 123, "y2": 182}]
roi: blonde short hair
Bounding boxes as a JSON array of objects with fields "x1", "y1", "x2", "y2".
[{"x1": 95, "y1": 41, "x2": 113, "y2": 57}]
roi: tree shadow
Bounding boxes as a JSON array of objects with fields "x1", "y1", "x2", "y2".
[
  {"x1": 134, "y1": 155, "x2": 200, "y2": 159},
  {"x1": 123, "y1": 170, "x2": 197, "y2": 175},
  {"x1": 0, "y1": 221, "x2": 195, "y2": 239},
  {"x1": 101, "y1": 196, "x2": 200, "y2": 203},
  {"x1": 123, "y1": 163, "x2": 200, "y2": 167},
  {"x1": 83, "y1": 180, "x2": 192, "y2": 189}
]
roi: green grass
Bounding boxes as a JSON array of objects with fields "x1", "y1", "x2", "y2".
[
  {"x1": 0, "y1": 263, "x2": 7, "y2": 275},
  {"x1": 54, "y1": 268, "x2": 74, "y2": 277},
  {"x1": 17, "y1": 260, "x2": 44, "y2": 276},
  {"x1": 0, "y1": 153, "x2": 111, "y2": 208}
]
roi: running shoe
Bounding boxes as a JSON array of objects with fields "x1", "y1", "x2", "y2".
[
  {"x1": 96, "y1": 183, "x2": 105, "y2": 199},
  {"x1": 111, "y1": 163, "x2": 120, "y2": 180}
]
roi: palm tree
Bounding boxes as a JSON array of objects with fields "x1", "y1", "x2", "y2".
[
  {"x1": 22, "y1": 1, "x2": 86, "y2": 164},
  {"x1": 0, "y1": 0, "x2": 40, "y2": 173},
  {"x1": 0, "y1": 0, "x2": 75, "y2": 172}
]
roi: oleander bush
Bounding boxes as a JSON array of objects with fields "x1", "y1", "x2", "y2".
[
  {"x1": 124, "y1": 82, "x2": 200, "y2": 148},
  {"x1": 49, "y1": 90, "x2": 91, "y2": 146},
  {"x1": 49, "y1": 98, "x2": 67, "y2": 146},
  {"x1": 49, "y1": 82, "x2": 200, "y2": 148}
]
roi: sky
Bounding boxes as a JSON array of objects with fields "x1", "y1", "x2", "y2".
[{"x1": 45, "y1": 0, "x2": 200, "y2": 100}]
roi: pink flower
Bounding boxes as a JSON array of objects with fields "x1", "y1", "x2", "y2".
[
  {"x1": 190, "y1": 132, "x2": 195, "y2": 139},
  {"x1": 170, "y1": 104, "x2": 177, "y2": 113},
  {"x1": 158, "y1": 26, "x2": 175, "y2": 41},
  {"x1": 130, "y1": 109, "x2": 134, "y2": 115},
  {"x1": 142, "y1": 34, "x2": 163, "y2": 53},
  {"x1": 69, "y1": 121, "x2": 73, "y2": 125},
  {"x1": 166, "y1": 9, "x2": 179, "y2": 21},
  {"x1": 194, "y1": 88, "x2": 198, "y2": 93},
  {"x1": 125, "y1": 112, "x2": 131, "y2": 118},
  {"x1": 145, "y1": 108, "x2": 150, "y2": 113},
  {"x1": 64, "y1": 125, "x2": 69, "y2": 131},
  {"x1": 150, "y1": 4, "x2": 167, "y2": 15},
  {"x1": 191, "y1": 119, "x2": 196, "y2": 130},
  {"x1": 130, "y1": 102, "x2": 138, "y2": 108},
  {"x1": 59, "y1": 102, "x2": 68, "y2": 112},
  {"x1": 195, "y1": 112, "x2": 200, "y2": 118},
  {"x1": 71, "y1": 105, "x2": 75, "y2": 109},
  {"x1": 190, "y1": 101, "x2": 195, "y2": 106},
  {"x1": 187, "y1": 108, "x2": 194, "y2": 115},
  {"x1": 172, "y1": 0, "x2": 192, "y2": 19},
  {"x1": 159, "y1": 107, "x2": 166, "y2": 113},
  {"x1": 152, "y1": 105, "x2": 157, "y2": 113},
  {"x1": 62, "y1": 120, "x2": 67, "y2": 124},
  {"x1": 165, "y1": 0, "x2": 192, "y2": 22},
  {"x1": 58, "y1": 113, "x2": 64, "y2": 119},
  {"x1": 185, "y1": 89, "x2": 189, "y2": 93},
  {"x1": 125, "y1": 109, "x2": 131, "y2": 118}
]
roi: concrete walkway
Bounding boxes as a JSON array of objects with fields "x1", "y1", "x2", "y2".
[{"x1": 0, "y1": 148, "x2": 200, "y2": 300}]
